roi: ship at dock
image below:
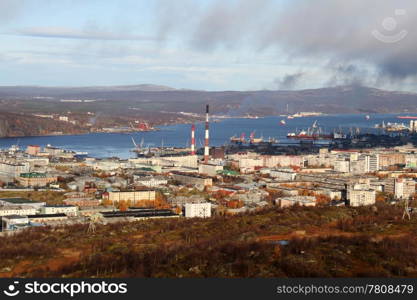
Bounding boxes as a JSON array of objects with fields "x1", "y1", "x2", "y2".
[
  {"x1": 374, "y1": 121, "x2": 409, "y2": 132},
  {"x1": 230, "y1": 131, "x2": 277, "y2": 145},
  {"x1": 287, "y1": 121, "x2": 339, "y2": 140},
  {"x1": 131, "y1": 137, "x2": 190, "y2": 158}
]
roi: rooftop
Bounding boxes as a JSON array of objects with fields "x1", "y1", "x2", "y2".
[
  {"x1": 44, "y1": 204, "x2": 76, "y2": 208},
  {"x1": 19, "y1": 172, "x2": 48, "y2": 178},
  {"x1": 28, "y1": 213, "x2": 67, "y2": 218},
  {"x1": 0, "y1": 197, "x2": 40, "y2": 204},
  {"x1": 1, "y1": 215, "x2": 28, "y2": 219}
]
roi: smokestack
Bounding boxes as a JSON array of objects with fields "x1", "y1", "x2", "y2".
[
  {"x1": 204, "y1": 104, "x2": 210, "y2": 163},
  {"x1": 191, "y1": 123, "x2": 196, "y2": 155}
]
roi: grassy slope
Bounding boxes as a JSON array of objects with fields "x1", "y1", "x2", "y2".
[{"x1": 1, "y1": 204, "x2": 417, "y2": 278}]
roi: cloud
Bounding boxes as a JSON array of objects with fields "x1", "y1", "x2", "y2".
[
  {"x1": 10, "y1": 26, "x2": 159, "y2": 41},
  {"x1": 325, "y1": 63, "x2": 369, "y2": 87},
  {"x1": 154, "y1": 0, "x2": 417, "y2": 88},
  {"x1": 0, "y1": 0, "x2": 27, "y2": 24},
  {"x1": 260, "y1": 0, "x2": 417, "y2": 84},
  {"x1": 274, "y1": 72, "x2": 305, "y2": 90}
]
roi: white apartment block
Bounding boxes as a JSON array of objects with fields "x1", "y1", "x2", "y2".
[
  {"x1": 134, "y1": 176, "x2": 168, "y2": 187},
  {"x1": 184, "y1": 202, "x2": 211, "y2": 218},
  {"x1": 40, "y1": 205, "x2": 78, "y2": 217},
  {"x1": 104, "y1": 190, "x2": 156, "y2": 204},
  {"x1": 0, "y1": 206, "x2": 37, "y2": 217},
  {"x1": 348, "y1": 189, "x2": 376, "y2": 207},
  {"x1": 394, "y1": 178, "x2": 416, "y2": 200}
]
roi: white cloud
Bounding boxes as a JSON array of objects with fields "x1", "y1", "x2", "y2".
[{"x1": 9, "y1": 26, "x2": 159, "y2": 41}]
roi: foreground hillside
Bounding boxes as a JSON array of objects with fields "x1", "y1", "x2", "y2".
[{"x1": 1, "y1": 204, "x2": 417, "y2": 278}]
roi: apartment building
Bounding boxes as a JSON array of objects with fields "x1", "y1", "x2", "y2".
[
  {"x1": 103, "y1": 190, "x2": 156, "y2": 204},
  {"x1": 394, "y1": 178, "x2": 416, "y2": 199}
]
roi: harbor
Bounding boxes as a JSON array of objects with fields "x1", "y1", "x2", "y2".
[{"x1": 0, "y1": 113, "x2": 416, "y2": 159}]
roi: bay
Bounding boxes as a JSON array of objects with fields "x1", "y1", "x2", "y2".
[{"x1": 0, "y1": 114, "x2": 409, "y2": 159}]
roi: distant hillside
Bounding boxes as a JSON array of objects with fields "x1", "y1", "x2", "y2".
[
  {"x1": 0, "y1": 84, "x2": 177, "y2": 96},
  {"x1": 1, "y1": 85, "x2": 416, "y2": 116},
  {"x1": 1, "y1": 85, "x2": 417, "y2": 136},
  {"x1": 0, "y1": 112, "x2": 87, "y2": 137}
]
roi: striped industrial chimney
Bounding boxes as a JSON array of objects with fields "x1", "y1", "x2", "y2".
[
  {"x1": 191, "y1": 123, "x2": 196, "y2": 155},
  {"x1": 204, "y1": 104, "x2": 210, "y2": 163}
]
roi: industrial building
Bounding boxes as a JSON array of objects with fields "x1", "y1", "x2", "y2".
[{"x1": 101, "y1": 208, "x2": 179, "y2": 220}]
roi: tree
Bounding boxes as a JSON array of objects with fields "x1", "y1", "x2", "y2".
[
  {"x1": 315, "y1": 194, "x2": 331, "y2": 205},
  {"x1": 119, "y1": 200, "x2": 128, "y2": 211}
]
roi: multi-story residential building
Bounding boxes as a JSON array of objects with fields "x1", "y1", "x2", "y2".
[
  {"x1": 44, "y1": 145, "x2": 65, "y2": 156},
  {"x1": 269, "y1": 168, "x2": 297, "y2": 181},
  {"x1": 394, "y1": 178, "x2": 416, "y2": 199},
  {"x1": 365, "y1": 154, "x2": 379, "y2": 172},
  {"x1": 103, "y1": 190, "x2": 156, "y2": 204},
  {"x1": 134, "y1": 175, "x2": 168, "y2": 187},
  {"x1": 184, "y1": 202, "x2": 211, "y2": 218},
  {"x1": 0, "y1": 206, "x2": 37, "y2": 217},
  {"x1": 350, "y1": 158, "x2": 367, "y2": 174},
  {"x1": 130, "y1": 155, "x2": 198, "y2": 169},
  {"x1": 171, "y1": 172, "x2": 212, "y2": 187},
  {"x1": 0, "y1": 161, "x2": 30, "y2": 179},
  {"x1": 278, "y1": 196, "x2": 316, "y2": 208},
  {"x1": 198, "y1": 163, "x2": 223, "y2": 176},
  {"x1": 334, "y1": 159, "x2": 350, "y2": 173},
  {"x1": 348, "y1": 189, "x2": 376, "y2": 206},
  {"x1": 26, "y1": 145, "x2": 41, "y2": 156},
  {"x1": 263, "y1": 155, "x2": 303, "y2": 168},
  {"x1": 40, "y1": 205, "x2": 78, "y2": 216},
  {"x1": 379, "y1": 153, "x2": 405, "y2": 168}
]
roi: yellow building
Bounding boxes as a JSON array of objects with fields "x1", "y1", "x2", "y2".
[{"x1": 103, "y1": 190, "x2": 156, "y2": 205}]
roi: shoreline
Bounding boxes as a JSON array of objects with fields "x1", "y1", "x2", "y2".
[{"x1": 0, "y1": 112, "x2": 411, "y2": 140}]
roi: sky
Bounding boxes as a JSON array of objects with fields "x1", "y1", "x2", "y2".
[{"x1": 0, "y1": 0, "x2": 416, "y2": 91}]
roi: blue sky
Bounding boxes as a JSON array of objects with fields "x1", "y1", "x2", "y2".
[{"x1": 0, "y1": 0, "x2": 416, "y2": 91}]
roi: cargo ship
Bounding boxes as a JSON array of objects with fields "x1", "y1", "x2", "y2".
[
  {"x1": 375, "y1": 121, "x2": 409, "y2": 132},
  {"x1": 287, "y1": 121, "x2": 333, "y2": 140},
  {"x1": 230, "y1": 133, "x2": 247, "y2": 144},
  {"x1": 230, "y1": 131, "x2": 277, "y2": 145}
]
